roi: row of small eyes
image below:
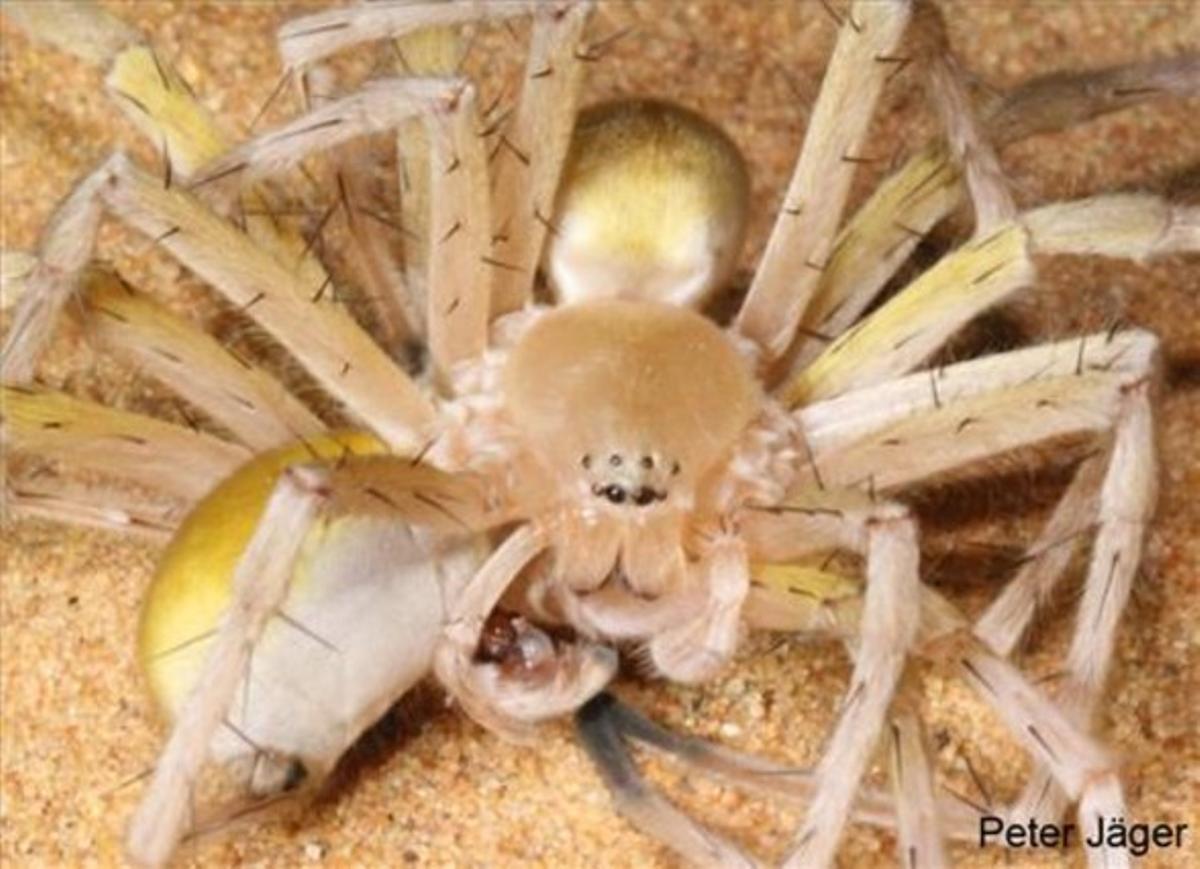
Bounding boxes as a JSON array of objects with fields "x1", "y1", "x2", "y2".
[
  {"x1": 581, "y1": 453, "x2": 682, "y2": 475},
  {"x1": 591, "y1": 483, "x2": 667, "y2": 506}
]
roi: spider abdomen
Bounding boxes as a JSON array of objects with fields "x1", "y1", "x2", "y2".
[{"x1": 548, "y1": 99, "x2": 749, "y2": 309}]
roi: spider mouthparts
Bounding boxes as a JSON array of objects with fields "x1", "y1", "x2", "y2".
[{"x1": 476, "y1": 610, "x2": 572, "y2": 683}]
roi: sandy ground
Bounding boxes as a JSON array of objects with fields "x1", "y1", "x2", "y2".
[{"x1": 2, "y1": 1, "x2": 1198, "y2": 867}]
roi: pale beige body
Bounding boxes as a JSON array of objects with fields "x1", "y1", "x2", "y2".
[{"x1": 501, "y1": 300, "x2": 759, "y2": 599}]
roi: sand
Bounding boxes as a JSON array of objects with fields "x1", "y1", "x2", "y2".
[{"x1": 2, "y1": 2, "x2": 1198, "y2": 867}]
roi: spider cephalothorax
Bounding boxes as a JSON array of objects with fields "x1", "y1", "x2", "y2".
[
  {"x1": 500, "y1": 300, "x2": 758, "y2": 577},
  {"x1": 486, "y1": 296, "x2": 802, "y2": 689},
  {"x1": 3, "y1": 2, "x2": 1198, "y2": 867}
]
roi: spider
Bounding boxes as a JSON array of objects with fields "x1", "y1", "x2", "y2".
[{"x1": 2, "y1": 1, "x2": 1198, "y2": 867}]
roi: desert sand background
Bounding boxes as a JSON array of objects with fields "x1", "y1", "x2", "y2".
[{"x1": 2, "y1": 2, "x2": 1198, "y2": 866}]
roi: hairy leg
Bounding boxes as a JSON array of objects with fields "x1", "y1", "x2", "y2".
[
  {"x1": 777, "y1": 332, "x2": 1163, "y2": 866},
  {"x1": 488, "y1": 2, "x2": 593, "y2": 315},
  {"x1": 743, "y1": 538, "x2": 1126, "y2": 867},
  {"x1": 795, "y1": 334, "x2": 1159, "y2": 746},
  {"x1": 3, "y1": 475, "x2": 181, "y2": 539},
  {"x1": 1005, "y1": 380, "x2": 1156, "y2": 834},
  {"x1": 796, "y1": 329, "x2": 1156, "y2": 490},
  {"x1": 274, "y1": 1, "x2": 595, "y2": 322},
  {"x1": 20, "y1": 153, "x2": 435, "y2": 451},
  {"x1": 2, "y1": 384, "x2": 249, "y2": 501},
  {"x1": 79, "y1": 267, "x2": 325, "y2": 450},
  {"x1": 190, "y1": 77, "x2": 494, "y2": 384},
  {"x1": 580, "y1": 688, "x2": 983, "y2": 844},
  {"x1": 781, "y1": 194, "x2": 1196, "y2": 405},
  {"x1": 2, "y1": 0, "x2": 342, "y2": 382},
  {"x1": 126, "y1": 464, "x2": 330, "y2": 867},
  {"x1": 787, "y1": 52, "x2": 1199, "y2": 369},
  {"x1": 910, "y1": 0, "x2": 1014, "y2": 236},
  {"x1": 888, "y1": 680, "x2": 948, "y2": 869},
  {"x1": 734, "y1": 0, "x2": 912, "y2": 362},
  {"x1": 648, "y1": 536, "x2": 751, "y2": 683},
  {"x1": 125, "y1": 451, "x2": 494, "y2": 866},
  {"x1": 277, "y1": 1, "x2": 543, "y2": 71},
  {"x1": 734, "y1": 488, "x2": 924, "y2": 867}
]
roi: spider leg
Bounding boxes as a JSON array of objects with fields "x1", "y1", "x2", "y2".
[
  {"x1": 5, "y1": 255, "x2": 312, "y2": 525},
  {"x1": 388, "y1": 28, "x2": 463, "y2": 340},
  {"x1": 277, "y1": 1, "x2": 543, "y2": 71},
  {"x1": 2, "y1": 384, "x2": 248, "y2": 501},
  {"x1": 796, "y1": 330, "x2": 1159, "y2": 737},
  {"x1": 11, "y1": 153, "x2": 435, "y2": 451},
  {"x1": 743, "y1": 508, "x2": 1123, "y2": 867},
  {"x1": 1002, "y1": 381, "x2": 1156, "y2": 836},
  {"x1": 3, "y1": 3, "x2": 425, "y2": 441},
  {"x1": 910, "y1": 0, "x2": 1015, "y2": 237},
  {"x1": 3, "y1": 192, "x2": 330, "y2": 527},
  {"x1": 1, "y1": 1, "x2": 342, "y2": 381},
  {"x1": 973, "y1": 452, "x2": 1108, "y2": 658},
  {"x1": 3, "y1": 475, "x2": 181, "y2": 540},
  {"x1": 576, "y1": 694, "x2": 756, "y2": 867},
  {"x1": 734, "y1": 0, "x2": 912, "y2": 362},
  {"x1": 788, "y1": 53, "x2": 1200, "y2": 368},
  {"x1": 581, "y1": 687, "x2": 981, "y2": 846},
  {"x1": 4, "y1": 0, "x2": 228, "y2": 175},
  {"x1": 126, "y1": 463, "x2": 330, "y2": 868},
  {"x1": 888, "y1": 681, "x2": 949, "y2": 868},
  {"x1": 781, "y1": 194, "x2": 1198, "y2": 405},
  {"x1": 789, "y1": 497, "x2": 920, "y2": 868},
  {"x1": 276, "y1": 1, "x2": 594, "y2": 321},
  {"x1": 796, "y1": 328, "x2": 1155, "y2": 489},
  {"x1": 296, "y1": 69, "x2": 421, "y2": 357},
  {"x1": 698, "y1": 560, "x2": 955, "y2": 865},
  {"x1": 1, "y1": 166, "x2": 107, "y2": 383},
  {"x1": 783, "y1": 332, "x2": 1164, "y2": 867},
  {"x1": 488, "y1": 2, "x2": 594, "y2": 315},
  {"x1": 79, "y1": 267, "x2": 326, "y2": 450},
  {"x1": 433, "y1": 524, "x2": 618, "y2": 740},
  {"x1": 191, "y1": 76, "x2": 492, "y2": 386},
  {"x1": 648, "y1": 537, "x2": 751, "y2": 683},
  {"x1": 748, "y1": 567, "x2": 1076, "y2": 852},
  {"x1": 798, "y1": 333, "x2": 1158, "y2": 713},
  {"x1": 422, "y1": 81, "x2": 492, "y2": 384},
  {"x1": 737, "y1": 488, "x2": 923, "y2": 867},
  {"x1": 951, "y1": 638, "x2": 1125, "y2": 865}
]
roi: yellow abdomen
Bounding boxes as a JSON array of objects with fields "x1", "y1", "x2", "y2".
[
  {"x1": 138, "y1": 431, "x2": 385, "y2": 716},
  {"x1": 548, "y1": 99, "x2": 749, "y2": 309}
]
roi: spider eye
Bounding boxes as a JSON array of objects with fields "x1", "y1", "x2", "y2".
[
  {"x1": 632, "y1": 487, "x2": 658, "y2": 506},
  {"x1": 640, "y1": 455, "x2": 654, "y2": 469},
  {"x1": 603, "y1": 485, "x2": 626, "y2": 504},
  {"x1": 581, "y1": 454, "x2": 592, "y2": 469},
  {"x1": 609, "y1": 454, "x2": 623, "y2": 467}
]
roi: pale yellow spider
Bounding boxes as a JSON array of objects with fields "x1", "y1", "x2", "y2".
[{"x1": 2, "y1": 2, "x2": 1199, "y2": 868}]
